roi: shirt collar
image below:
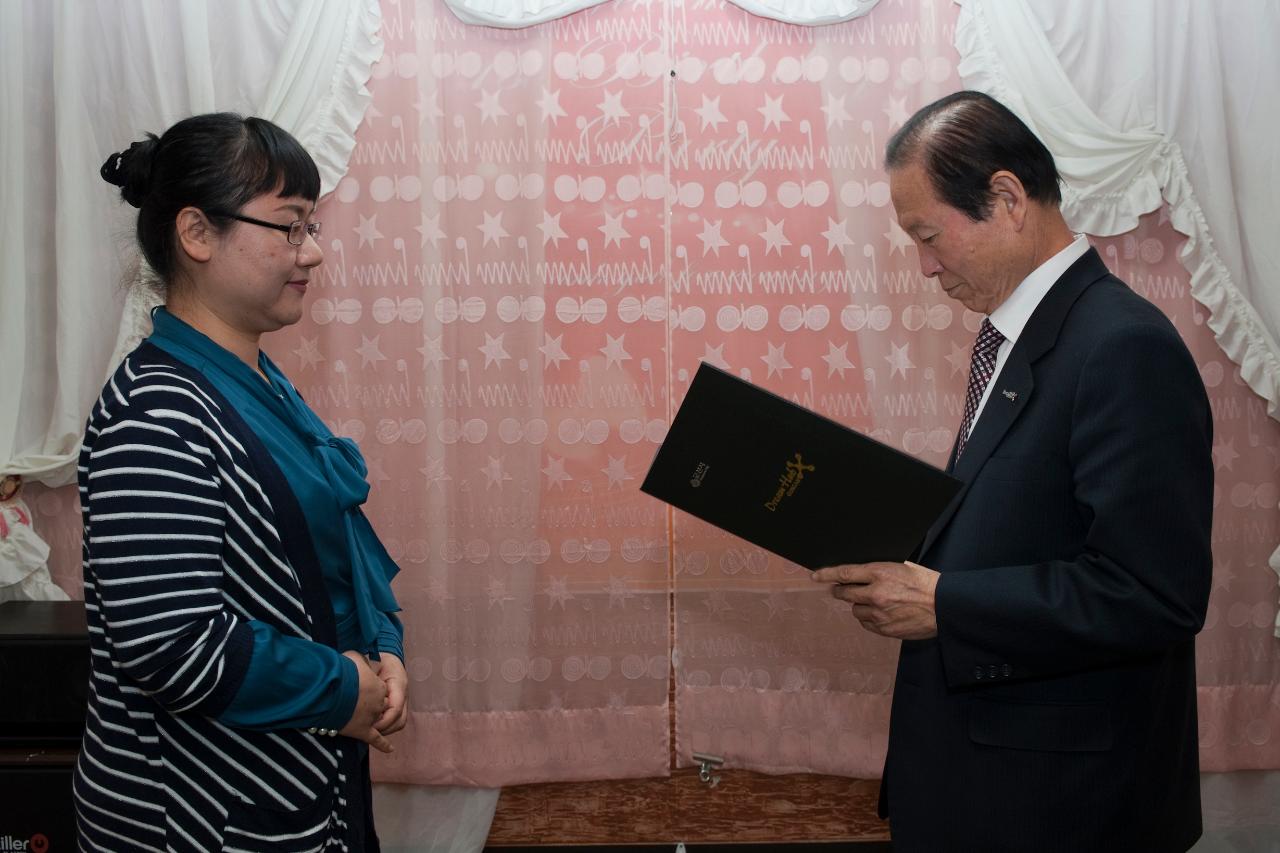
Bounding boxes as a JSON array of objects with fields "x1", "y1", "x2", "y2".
[
  {"x1": 988, "y1": 234, "x2": 1091, "y2": 344},
  {"x1": 148, "y1": 307, "x2": 285, "y2": 412}
]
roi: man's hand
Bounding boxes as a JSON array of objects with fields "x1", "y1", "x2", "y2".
[
  {"x1": 339, "y1": 650, "x2": 393, "y2": 753},
  {"x1": 369, "y1": 653, "x2": 409, "y2": 736},
  {"x1": 811, "y1": 561, "x2": 940, "y2": 640}
]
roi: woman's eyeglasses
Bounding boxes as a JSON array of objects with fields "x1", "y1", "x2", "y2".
[{"x1": 208, "y1": 211, "x2": 321, "y2": 246}]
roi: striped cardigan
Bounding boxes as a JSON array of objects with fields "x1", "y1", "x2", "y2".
[{"x1": 74, "y1": 343, "x2": 370, "y2": 852}]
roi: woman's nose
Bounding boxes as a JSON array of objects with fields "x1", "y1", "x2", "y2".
[{"x1": 297, "y1": 232, "x2": 324, "y2": 267}]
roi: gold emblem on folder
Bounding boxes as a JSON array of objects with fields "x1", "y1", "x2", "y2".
[{"x1": 764, "y1": 453, "x2": 815, "y2": 512}]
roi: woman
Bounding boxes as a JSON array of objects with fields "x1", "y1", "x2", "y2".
[{"x1": 77, "y1": 113, "x2": 407, "y2": 852}]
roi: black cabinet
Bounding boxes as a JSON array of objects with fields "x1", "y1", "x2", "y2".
[{"x1": 0, "y1": 601, "x2": 88, "y2": 848}]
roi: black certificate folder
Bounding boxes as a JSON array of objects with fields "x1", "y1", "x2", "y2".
[{"x1": 641, "y1": 363, "x2": 962, "y2": 570}]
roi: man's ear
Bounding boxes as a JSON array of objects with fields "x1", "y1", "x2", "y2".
[
  {"x1": 175, "y1": 207, "x2": 215, "y2": 263},
  {"x1": 989, "y1": 171, "x2": 1027, "y2": 227}
]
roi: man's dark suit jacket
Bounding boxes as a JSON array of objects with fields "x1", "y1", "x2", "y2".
[{"x1": 881, "y1": 248, "x2": 1213, "y2": 852}]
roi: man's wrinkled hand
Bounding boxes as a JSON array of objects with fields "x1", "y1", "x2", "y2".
[{"x1": 811, "y1": 561, "x2": 940, "y2": 640}]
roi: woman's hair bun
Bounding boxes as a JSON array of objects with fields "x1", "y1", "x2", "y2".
[{"x1": 100, "y1": 135, "x2": 159, "y2": 208}]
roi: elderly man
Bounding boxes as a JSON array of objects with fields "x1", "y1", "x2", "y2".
[{"x1": 813, "y1": 91, "x2": 1213, "y2": 852}]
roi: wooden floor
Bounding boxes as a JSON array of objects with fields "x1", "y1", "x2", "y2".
[{"x1": 485, "y1": 767, "x2": 888, "y2": 846}]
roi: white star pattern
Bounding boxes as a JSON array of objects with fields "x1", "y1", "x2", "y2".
[
  {"x1": 943, "y1": 341, "x2": 969, "y2": 377},
  {"x1": 416, "y1": 212, "x2": 445, "y2": 249},
  {"x1": 1213, "y1": 438, "x2": 1240, "y2": 472},
  {"x1": 480, "y1": 456, "x2": 513, "y2": 490},
  {"x1": 418, "y1": 335, "x2": 449, "y2": 370},
  {"x1": 476, "y1": 89, "x2": 508, "y2": 124},
  {"x1": 537, "y1": 87, "x2": 568, "y2": 124},
  {"x1": 354, "y1": 214, "x2": 384, "y2": 249},
  {"x1": 606, "y1": 576, "x2": 635, "y2": 609},
  {"x1": 486, "y1": 577, "x2": 515, "y2": 607},
  {"x1": 538, "y1": 210, "x2": 568, "y2": 247},
  {"x1": 602, "y1": 455, "x2": 633, "y2": 489},
  {"x1": 599, "y1": 211, "x2": 630, "y2": 248},
  {"x1": 477, "y1": 211, "x2": 509, "y2": 248},
  {"x1": 543, "y1": 576, "x2": 574, "y2": 610},
  {"x1": 820, "y1": 93, "x2": 852, "y2": 129},
  {"x1": 539, "y1": 333, "x2": 570, "y2": 369},
  {"x1": 698, "y1": 218, "x2": 730, "y2": 256},
  {"x1": 703, "y1": 589, "x2": 733, "y2": 616},
  {"x1": 885, "y1": 340, "x2": 915, "y2": 379},
  {"x1": 293, "y1": 336, "x2": 325, "y2": 371},
  {"x1": 1212, "y1": 559, "x2": 1236, "y2": 594},
  {"x1": 356, "y1": 335, "x2": 386, "y2": 368},
  {"x1": 479, "y1": 333, "x2": 511, "y2": 369},
  {"x1": 694, "y1": 94, "x2": 727, "y2": 131},
  {"x1": 761, "y1": 342, "x2": 792, "y2": 378},
  {"x1": 542, "y1": 455, "x2": 573, "y2": 490},
  {"x1": 600, "y1": 334, "x2": 631, "y2": 369},
  {"x1": 701, "y1": 342, "x2": 730, "y2": 370},
  {"x1": 821, "y1": 341, "x2": 855, "y2": 378},
  {"x1": 885, "y1": 219, "x2": 913, "y2": 255},
  {"x1": 420, "y1": 456, "x2": 452, "y2": 492},
  {"x1": 757, "y1": 93, "x2": 790, "y2": 131},
  {"x1": 759, "y1": 218, "x2": 790, "y2": 256},
  {"x1": 762, "y1": 591, "x2": 793, "y2": 620},
  {"x1": 414, "y1": 91, "x2": 443, "y2": 121},
  {"x1": 884, "y1": 95, "x2": 910, "y2": 130},
  {"x1": 425, "y1": 575, "x2": 453, "y2": 606},
  {"x1": 597, "y1": 89, "x2": 629, "y2": 125},
  {"x1": 821, "y1": 217, "x2": 854, "y2": 254}
]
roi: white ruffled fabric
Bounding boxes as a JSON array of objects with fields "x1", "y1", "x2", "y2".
[
  {"x1": 267, "y1": 0, "x2": 384, "y2": 198},
  {"x1": 1, "y1": 0, "x2": 384, "y2": 491},
  {"x1": 444, "y1": 0, "x2": 611, "y2": 29},
  {"x1": 723, "y1": 0, "x2": 879, "y2": 27},
  {"x1": 0, "y1": 496, "x2": 67, "y2": 604},
  {"x1": 101, "y1": 0, "x2": 384, "y2": 377},
  {"x1": 953, "y1": 0, "x2": 1280, "y2": 635},
  {"x1": 445, "y1": 0, "x2": 877, "y2": 28}
]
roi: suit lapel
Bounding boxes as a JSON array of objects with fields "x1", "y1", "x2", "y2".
[
  {"x1": 917, "y1": 354, "x2": 1033, "y2": 557},
  {"x1": 917, "y1": 247, "x2": 1112, "y2": 561}
]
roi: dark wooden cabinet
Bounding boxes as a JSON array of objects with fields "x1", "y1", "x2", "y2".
[{"x1": 0, "y1": 601, "x2": 88, "y2": 848}]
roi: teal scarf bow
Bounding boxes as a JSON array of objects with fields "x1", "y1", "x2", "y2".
[{"x1": 148, "y1": 309, "x2": 399, "y2": 651}]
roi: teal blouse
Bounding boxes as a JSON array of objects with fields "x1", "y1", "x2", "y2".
[{"x1": 148, "y1": 309, "x2": 402, "y2": 730}]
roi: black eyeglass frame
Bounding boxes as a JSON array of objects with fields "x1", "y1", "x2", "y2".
[{"x1": 207, "y1": 211, "x2": 322, "y2": 246}]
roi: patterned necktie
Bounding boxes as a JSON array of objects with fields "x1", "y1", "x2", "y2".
[{"x1": 955, "y1": 318, "x2": 1006, "y2": 461}]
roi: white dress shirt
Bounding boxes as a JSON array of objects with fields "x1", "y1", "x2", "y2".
[{"x1": 966, "y1": 234, "x2": 1092, "y2": 439}]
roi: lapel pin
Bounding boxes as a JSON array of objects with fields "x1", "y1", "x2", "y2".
[{"x1": 1002, "y1": 389, "x2": 1018, "y2": 402}]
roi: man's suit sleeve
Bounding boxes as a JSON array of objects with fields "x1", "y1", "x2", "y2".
[{"x1": 933, "y1": 320, "x2": 1213, "y2": 687}]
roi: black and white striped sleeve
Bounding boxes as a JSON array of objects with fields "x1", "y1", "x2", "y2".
[{"x1": 84, "y1": 386, "x2": 253, "y2": 716}]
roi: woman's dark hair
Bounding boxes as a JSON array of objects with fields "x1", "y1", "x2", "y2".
[
  {"x1": 100, "y1": 113, "x2": 320, "y2": 283},
  {"x1": 884, "y1": 91, "x2": 1062, "y2": 221}
]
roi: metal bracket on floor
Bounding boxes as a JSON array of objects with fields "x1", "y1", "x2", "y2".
[{"x1": 692, "y1": 752, "x2": 724, "y2": 788}]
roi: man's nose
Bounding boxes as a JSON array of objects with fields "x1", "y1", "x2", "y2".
[{"x1": 918, "y1": 249, "x2": 943, "y2": 277}]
